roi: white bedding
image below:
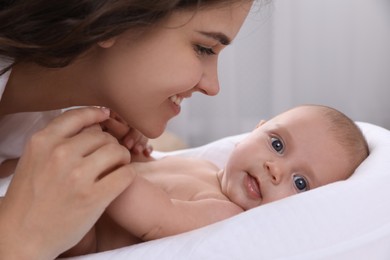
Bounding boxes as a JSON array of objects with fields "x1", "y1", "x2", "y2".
[
  {"x1": 0, "y1": 121, "x2": 385, "y2": 259},
  {"x1": 60, "y1": 122, "x2": 390, "y2": 260}
]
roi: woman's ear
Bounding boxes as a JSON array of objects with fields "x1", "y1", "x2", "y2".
[
  {"x1": 256, "y1": 120, "x2": 266, "y2": 128},
  {"x1": 98, "y1": 37, "x2": 117, "y2": 48}
]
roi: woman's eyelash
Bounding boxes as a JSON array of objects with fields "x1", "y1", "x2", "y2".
[{"x1": 194, "y1": 45, "x2": 216, "y2": 56}]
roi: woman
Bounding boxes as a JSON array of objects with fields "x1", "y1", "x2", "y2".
[{"x1": 0, "y1": 0, "x2": 254, "y2": 258}]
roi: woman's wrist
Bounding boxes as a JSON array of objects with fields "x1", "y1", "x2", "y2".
[
  {"x1": 0, "y1": 228, "x2": 57, "y2": 260},
  {"x1": 0, "y1": 206, "x2": 57, "y2": 260}
]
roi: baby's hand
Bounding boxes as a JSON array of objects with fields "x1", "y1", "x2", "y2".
[{"x1": 101, "y1": 110, "x2": 153, "y2": 157}]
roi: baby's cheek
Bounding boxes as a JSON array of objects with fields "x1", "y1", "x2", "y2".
[{"x1": 264, "y1": 187, "x2": 294, "y2": 204}]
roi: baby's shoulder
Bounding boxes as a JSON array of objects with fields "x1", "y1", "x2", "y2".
[
  {"x1": 132, "y1": 156, "x2": 218, "y2": 176},
  {"x1": 159, "y1": 156, "x2": 218, "y2": 170}
]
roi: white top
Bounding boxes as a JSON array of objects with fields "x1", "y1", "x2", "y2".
[{"x1": 0, "y1": 65, "x2": 61, "y2": 164}]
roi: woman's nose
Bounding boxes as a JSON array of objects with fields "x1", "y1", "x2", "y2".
[
  {"x1": 195, "y1": 61, "x2": 220, "y2": 96},
  {"x1": 264, "y1": 161, "x2": 284, "y2": 185}
]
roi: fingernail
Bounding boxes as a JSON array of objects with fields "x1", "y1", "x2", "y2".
[
  {"x1": 135, "y1": 144, "x2": 143, "y2": 154},
  {"x1": 100, "y1": 107, "x2": 110, "y2": 115},
  {"x1": 125, "y1": 139, "x2": 134, "y2": 149},
  {"x1": 144, "y1": 145, "x2": 153, "y2": 156}
]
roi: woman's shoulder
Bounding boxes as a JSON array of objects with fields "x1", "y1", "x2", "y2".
[{"x1": 0, "y1": 110, "x2": 62, "y2": 164}]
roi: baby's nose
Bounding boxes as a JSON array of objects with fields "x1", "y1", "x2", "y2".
[{"x1": 264, "y1": 161, "x2": 284, "y2": 185}]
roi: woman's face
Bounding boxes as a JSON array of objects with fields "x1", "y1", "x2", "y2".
[{"x1": 92, "y1": 2, "x2": 253, "y2": 138}]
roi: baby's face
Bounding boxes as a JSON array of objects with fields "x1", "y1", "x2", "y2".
[{"x1": 219, "y1": 106, "x2": 352, "y2": 210}]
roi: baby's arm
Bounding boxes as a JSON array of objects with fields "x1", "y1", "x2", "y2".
[{"x1": 106, "y1": 165, "x2": 243, "y2": 241}]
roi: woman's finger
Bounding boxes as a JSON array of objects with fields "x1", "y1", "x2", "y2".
[
  {"x1": 100, "y1": 109, "x2": 130, "y2": 140},
  {"x1": 75, "y1": 141, "x2": 131, "y2": 181},
  {"x1": 44, "y1": 107, "x2": 110, "y2": 138},
  {"x1": 94, "y1": 164, "x2": 137, "y2": 207}
]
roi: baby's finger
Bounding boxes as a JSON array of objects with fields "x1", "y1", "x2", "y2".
[
  {"x1": 143, "y1": 144, "x2": 153, "y2": 157},
  {"x1": 101, "y1": 117, "x2": 129, "y2": 139},
  {"x1": 130, "y1": 134, "x2": 150, "y2": 155},
  {"x1": 122, "y1": 129, "x2": 145, "y2": 150}
]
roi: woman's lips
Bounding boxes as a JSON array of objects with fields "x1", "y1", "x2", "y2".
[{"x1": 245, "y1": 173, "x2": 262, "y2": 199}]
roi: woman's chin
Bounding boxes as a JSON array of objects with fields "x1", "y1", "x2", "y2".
[{"x1": 140, "y1": 123, "x2": 167, "y2": 139}]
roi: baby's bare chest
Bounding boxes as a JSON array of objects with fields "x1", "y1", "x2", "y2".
[{"x1": 133, "y1": 157, "x2": 226, "y2": 201}]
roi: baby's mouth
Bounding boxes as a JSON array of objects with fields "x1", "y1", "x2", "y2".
[
  {"x1": 169, "y1": 95, "x2": 183, "y2": 106},
  {"x1": 246, "y1": 173, "x2": 262, "y2": 199}
]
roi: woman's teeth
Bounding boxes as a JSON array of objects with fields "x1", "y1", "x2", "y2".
[{"x1": 169, "y1": 95, "x2": 183, "y2": 106}]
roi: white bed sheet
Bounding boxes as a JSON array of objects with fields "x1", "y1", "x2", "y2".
[
  {"x1": 0, "y1": 120, "x2": 387, "y2": 259},
  {"x1": 61, "y1": 122, "x2": 390, "y2": 260}
]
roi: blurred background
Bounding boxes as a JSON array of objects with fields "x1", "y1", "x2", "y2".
[{"x1": 164, "y1": 0, "x2": 390, "y2": 147}]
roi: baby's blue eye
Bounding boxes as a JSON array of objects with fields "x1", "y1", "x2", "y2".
[
  {"x1": 271, "y1": 137, "x2": 284, "y2": 153},
  {"x1": 293, "y1": 175, "x2": 309, "y2": 192}
]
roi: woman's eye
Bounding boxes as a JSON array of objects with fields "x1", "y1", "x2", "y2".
[
  {"x1": 293, "y1": 175, "x2": 309, "y2": 193},
  {"x1": 271, "y1": 137, "x2": 284, "y2": 154},
  {"x1": 194, "y1": 45, "x2": 216, "y2": 56}
]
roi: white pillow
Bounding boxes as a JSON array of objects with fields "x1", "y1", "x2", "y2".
[{"x1": 65, "y1": 122, "x2": 390, "y2": 260}]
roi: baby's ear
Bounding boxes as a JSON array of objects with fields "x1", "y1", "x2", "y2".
[{"x1": 256, "y1": 120, "x2": 266, "y2": 128}]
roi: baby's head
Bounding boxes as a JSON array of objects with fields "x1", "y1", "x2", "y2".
[
  {"x1": 310, "y1": 105, "x2": 369, "y2": 177},
  {"x1": 219, "y1": 104, "x2": 369, "y2": 210}
]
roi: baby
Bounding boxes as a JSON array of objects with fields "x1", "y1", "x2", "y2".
[{"x1": 61, "y1": 104, "x2": 369, "y2": 256}]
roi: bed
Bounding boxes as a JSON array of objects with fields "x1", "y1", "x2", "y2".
[
  {"x1": 58, "y1": 122, "x2": 390, "y2": 259},
  {"x1": 0, "y1": 122, "x2": 388, "y2": 259}
]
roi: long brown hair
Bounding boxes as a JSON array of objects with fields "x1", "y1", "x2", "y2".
[{"x1": 0, "y1": 0, "x2": 254, "y2": 74}]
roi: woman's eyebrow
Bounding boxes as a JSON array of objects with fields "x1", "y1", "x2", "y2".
[{"x1": 197, "y1": 31, "x2": 231, "y2": 45}]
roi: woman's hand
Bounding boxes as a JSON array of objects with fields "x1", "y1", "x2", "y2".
[
  {"x1": 0, "y1": 107, "x2": 135, "y2": 259},
  {"x1": 101, "y1": 110, "x2": 153, "y2": 157}
]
